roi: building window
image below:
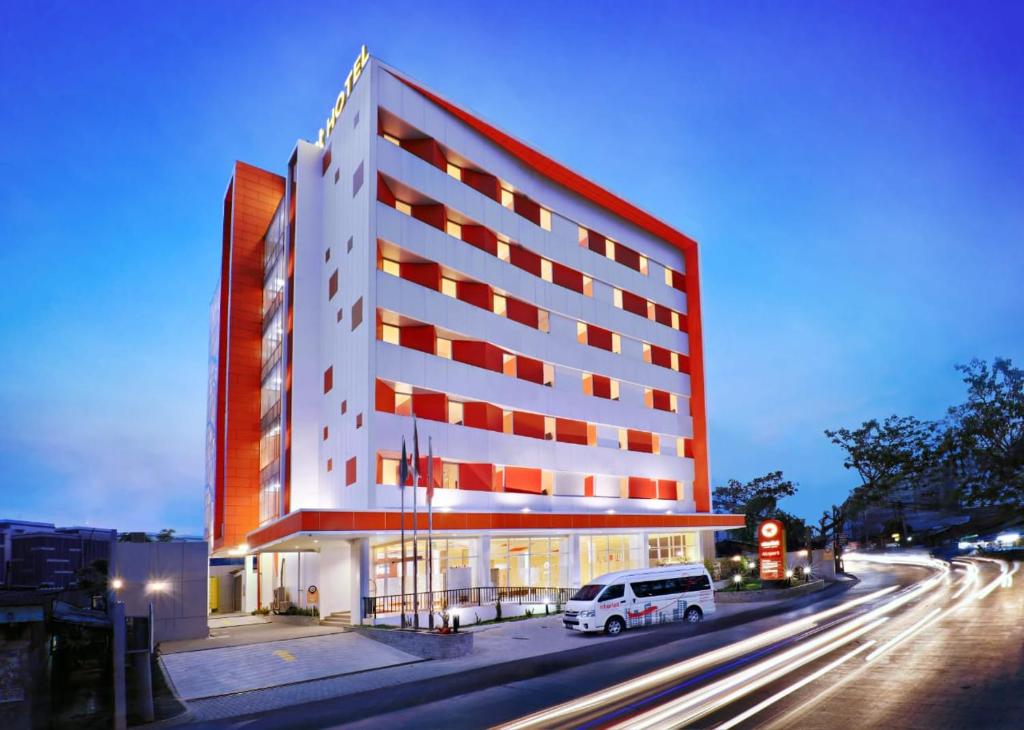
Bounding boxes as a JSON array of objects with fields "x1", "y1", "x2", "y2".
[
  {"x1": 442, "y1": 463, "x2": 459, "y2": 489},
  {"x1": 496, "y1": 240, "x2": 510, "y2": 262},
  {"x1": 441, "y1": 277, "x2": 457, "y2": 298},
  {"x1": 543, "y1": 363, "x2": 555, "y2": 386},
  {"x1": 356, "y1": 413, "x2": 363, "y2": 428},
  {"x1": 380, "y1": 457, "x2": 400, "y2": 485},
  {"x1": 323, "y1": 426, "x2": 329, "y2": 440},
  {"x1": 579, "y1": 535, "x2": 640, "y2": 585},
  {"x1": 436, "y1": 337, "x2": 452, "y2": 359},
  {"x1": 346, "y1": 457, "x2": 357, "y2": 485},
  {"x1": 576, "y1": 322, "x2": 587, "y2": 344},
  {"x1": 327, "y1": 458, "x2": 333, "y2": 472},
  {"x1": 351, "y1": 297, "x2": 363, "y2": 330},
  {"x1": 613, "y1": 288, "x2": 623, "y2": 309},
  {"x1": 446, "y1": 220, "x2": 462, "y2": 238},
  {"x1": 638, "y1": 255, "x2": 649, "y2": 276},
  {"x1": 323, "y1": 366, "x2": 333, "y2": 393},
  {"x1": 352, "y1": 162, "x2": 364, "y2": 196},
  {"x1": 383, "y1": 133, "x2": 401, "y2": 146},
  {"x1": 582, "y1": 275, "x2": 593, "y2": 297},
  {"x1": 540, "y1": 259, "x2": 553, "y2": 282},
  {"x1": 539, "y1": 208, "x2": 552, "y2": 231},
  {"x1": 493, "y1": 294, "x2": 507, "y2": 317},
  {"x1": 489, "y1": 537, "x2": 567, "y2": 588},
  {"x1": 381, "y1": 323, "x2": 400, "y2": 345},
  {"x1": 446, "y1": 162, "x2": 462, "y2": 180},
  {"x1": 328, "y1": 270, "x2": 339, "y2": 299},
  {"x1": 337, "y1": 308, "x2": 344, "y2": 322},
  {"x1": 342, "y1": 400, "x2": 348, "y2": 414},
  {"x1": 538, "y1": 310, "x2": 550, "y2": 333},
  {"x1": 395, "y1": 200, "x2": 412, "y2": 215},
  {"x1": 382, "y1": 258, "x2": 400, "y2": 276},
  {"x1": 448, "y1": 401, "x2": 463, "y2": 425},
  {"x1": 648, "y1": 533, "x2": 698, "y2": 566},
  {"x1": 500, "y1": 186, "x2": 514, "y2": 209}
]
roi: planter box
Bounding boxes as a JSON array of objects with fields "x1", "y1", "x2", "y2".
[
  {"x1": 268, "y1": 614, "x2": 320, "y2": 626},
  {"x1": 715, "y1": 579, "x2": 826, "y2": 603},
  {"x1": 355, "y1": 626, "x2": 474, "y2": 658}
]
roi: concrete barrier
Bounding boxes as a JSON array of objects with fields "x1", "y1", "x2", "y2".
[
  {"x1": 268, "y1": 614, "x2": 319, "y2": 626},
  {"x1": 715, "y1": 579, "x2": 826, "y2": 603},
  {"x1": 355, "y1": 627, "x2": 474, "y2": 659}
]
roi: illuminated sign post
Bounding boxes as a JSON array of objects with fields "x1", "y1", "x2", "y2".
[
  {"x1": 316, "y1": 45, "x2": 370, "y2": 147},
  {"x1": 758, "y1": 519, "x2": 787, "y2": 581}
]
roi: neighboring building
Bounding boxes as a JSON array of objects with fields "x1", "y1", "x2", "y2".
[
  {"x1": 206, "y1": 48, "x2": 744, "y2": 620},
  {"x1": 1, "y1": 520, "x2": 115, "y2": 590}
]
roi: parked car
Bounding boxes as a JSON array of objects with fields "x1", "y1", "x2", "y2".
[{"x1": 563, "y1": 564, "x2": 716, "y2": 635}]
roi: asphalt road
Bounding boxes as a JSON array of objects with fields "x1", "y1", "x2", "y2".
[{"x1": 332, "y1": 554, "x2": 1022, "y2": 729}]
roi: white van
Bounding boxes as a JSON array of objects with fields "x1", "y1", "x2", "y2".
[{"x1": 563, "y1": 564, "x2": 716, "y2": 635}]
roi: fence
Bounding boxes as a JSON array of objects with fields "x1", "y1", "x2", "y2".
[{"x1": 363, "y1": 585, "x2": 576, "y2": 617}]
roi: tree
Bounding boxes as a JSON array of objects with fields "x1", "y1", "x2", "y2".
[
  {"x1": 156, "y1": 528, "x2": 176, "y2": 542},
  {"x1": 714, "y1": 471, "x2": 798, "y2": 544},
  {"x1": 825, "y1": 415, "x2": 936, "y2": 508},
  {"x1": 942, "y1": 358, "x2": 1024, "y2": 507}
]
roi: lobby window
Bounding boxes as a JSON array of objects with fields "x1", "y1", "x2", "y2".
[
  {"x1": 441, "y1": 277, "x2": 458, "y2": 298},
  {"x1": 648, "y1": 533, "x2": 698, "y2": 566},
  {"x1": 381, "y1": 323, "x2": 400, "y2": 345},
  {"x1": 446, "y1": 162, "x2": 462, "y2": 180},
  {"x1": 382, "y1": 258, "x2": 400, "y2": 277},
  {"x1": 446, "y1": 220, "x2": 462, "y2": 239},
  {"x1": 579, "y1": 535, "x2": 639, "y2": 585},
  {"x1": 436, "y1": 337, "x2": 452, "y2": 360}
]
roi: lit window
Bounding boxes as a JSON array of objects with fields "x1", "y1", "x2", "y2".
[
  {"x1": 446, "y1": 162, "x2": 462, "y2": 180},
  {"x1": 441, "y1": 277, "x2": 458, "y2": 298},
  {"x1": 448, "y1": 401, "x2": 464, "y2": 425},
  {"x1": 676, "y1": 437, "x2": 686, "y2": 458},
  {"x1": 618, "y1": 429, "x2": 627, "y2": 450},
  {"x1": 543, "y1": 363, "x2": 555, "y2": 386},
  {"x1": 671, "y1": 311, "x2": 680, "y2": 330},
  {"x1": 442, "y1": 462, "x2": 459, "y2": 489},
  {"x1": 582, "y1": 275, "x2": 593, "y2": 297},
  {"x1": 502, "y1": 410, "x2": 513, "y2": 433},
  {"x1": 502, "y1": 354, "x2": 516, "y2": 377},
  {"x1": 493, "y1": 294, "x2": 507, "y2": 317},
  {"x1": 542, "y1": 470, "x2": 554, "y2": 495},
  {"x1": 664, "y1": 267, "x2": 673, "y2": 287},
  {"x1": 611, "y1": 333, "x2": 621, "y2": 354},
  {"x1": 540, "y1": 259, "x2": 553, "y2": 282},
  {"x1": 576, "y1": 322, "x2": 587, "y2": 344},
  {"x1": 613, "y1": 289, "x2": 623, "y2": 309},
  {"x1": 396, "y1": 200, "x2": 412, "y2": 215},
  {"x1": 578, "y1": 226, "x2": 588, "y2": 246},
  {"x1": 610, "y1": 379, "x2": 620, "y2": 400},
  {"x1": 642, "y1": 343, "x2": 652, "y2": 363},
  {"x1": 670, "y1": 394, "x2": 679, "y2": 413},
  {"x1": 381, "y1": 458, "x2": 400, "y2": 485},
  {"x1": 500, "y1": 186, "x2": 514, "y2": 208},
  {"x1": 381, "y1": 258, "x2": 400, "y2": 276},
  {"x1": 582, "y1": 373, "x2": 593, "y2": 396},
  {"x1": 644, "y1": 388, "x2": 654, "y2": 408},
  {"x1": 437, "y1": 337, "x2": 452, "y2": 359},
  {"x1": 539, "y1": 208, "x2": 552, "y2": 231},
  {"x1": 497, "y1": 240, "x2": 511, "y2": 262},
  {"x1": 639, "y1": 255, "x2": 649, "y2": 275},
  {"x1": 652, "y1": 434, "x2": 661, "y2": 453},
  {"x1": 446, "y1": 220, "x2": 462, "y2": 239},
  {"x1": 382, "y1": 323, "x2": 400, "y2": 345},
  {"x1": 670, "y1": 351, "x2": 680, "y2": 371},
  {"x1": 395, "y1": 393, "x2": 412, "y2": 416},
  {"x1": 383, "y1": 133, "x2": 401, "y2": 146},
  {"x1": 604, "y1": 239, "x2": 615, "y2": 259},
  {"x1": 544, "y1": 416, "x2": 555, "y2": 439},
  {"x1": 538, "y1": 309, "x2": 550, "y2": 333}
]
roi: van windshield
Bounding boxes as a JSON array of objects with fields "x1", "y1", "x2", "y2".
[{"x1": 571, "y1": 584, "x2": 604, "y2": 601}]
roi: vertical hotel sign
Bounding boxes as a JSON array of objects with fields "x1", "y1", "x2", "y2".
[
  {"x1": 758, "y1": 519, "x2": 786, "y2": 581},
  {"x1": 316, "y1": 45, "x2": 370, "y2": 147}
]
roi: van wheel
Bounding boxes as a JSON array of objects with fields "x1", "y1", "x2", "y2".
[
  {"x1": 685, "y1": 606, "x2": 703, "y2": 623},
  {"x1": 605, "y1": 616, "x2": 626, "y2": 635}
]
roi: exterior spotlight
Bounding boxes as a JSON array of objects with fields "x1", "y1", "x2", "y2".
[
  {"x1": 110, "y1": 578, "x2": 124, "y2": 590},
  {"x1": 732, "y1": 574, "x2": 742, "y2": 584},
  {"x1": 731, "y1": 555, "x2": 742, "y2": 562},
  {"x1": 147, "y1": 580, "x2": 170, "y2": 593},
  {"x1": 785, "y1": 569, "x2": 794, "y2": 579}
]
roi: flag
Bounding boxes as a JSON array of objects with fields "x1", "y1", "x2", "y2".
[
  {"x1": 427, "y1": 436, "x2": 434, "y2": 503},
  {"x1": 412, "y1": 416, "x2": 421, "y2": 485},
  {"x1": 399, "y1": 436, "x2": 408, "y2": 489}
]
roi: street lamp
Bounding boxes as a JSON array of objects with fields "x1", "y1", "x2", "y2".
[
  {"x1": 111, "y1": 578, "x2": 124, "y2": 591},
  {"x1": 732, "y1": 574, "x2": 742, "y2": 591}
]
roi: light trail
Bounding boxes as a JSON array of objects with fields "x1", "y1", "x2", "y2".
[
  {"x1": 864, "y1": 607, "x2": 942, "y2": 662},
  {"x1": 713, "y1": 639, "x2": 877, "y2": 730}
]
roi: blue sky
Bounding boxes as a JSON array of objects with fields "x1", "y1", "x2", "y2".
[{"x1": 1, "y1": 2, "x2": 1021, "y2": 533}]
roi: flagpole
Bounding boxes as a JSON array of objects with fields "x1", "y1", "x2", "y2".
[
  {"x1": 427, "y1": 436, "x2": 434, "y2": 631},
  {"x1": 412, "y1": 417, "x2": 420, "y2": 630},
  {"x1": 399, "y1": 436, "x2": 408, "y2": 629}
]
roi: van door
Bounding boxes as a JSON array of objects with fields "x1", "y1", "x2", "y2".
[{"x1": 597, "y1": 582, "x2": 627, "y2": 626}]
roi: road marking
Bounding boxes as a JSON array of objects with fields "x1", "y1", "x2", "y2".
[{"x1": 273, "y1": 649, "x2": 296, "y2": 662}]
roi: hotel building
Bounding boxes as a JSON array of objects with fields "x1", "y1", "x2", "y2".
[{"x1": 206, "y1": 49, "x2": 743, "y2": 621}]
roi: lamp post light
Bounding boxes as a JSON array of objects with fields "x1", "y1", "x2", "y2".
[{"x1": 732, "y1": 574, "x2": 742, "y2": 591}]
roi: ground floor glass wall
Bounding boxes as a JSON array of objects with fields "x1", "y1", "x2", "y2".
[
  {"x1": 369, "y1": 537, "x2": 477, "y2": 598},
  {"x1": 489, "y1": 537, "x2": 567, "y2": 588},
  {"x1": 578, "y1": 534, "x2": 643, "y2": 584},
  {"x1": 647, "y1": 532, "x2": 700, "y2": 566}
]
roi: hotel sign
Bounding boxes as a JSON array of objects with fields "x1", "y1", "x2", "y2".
[
  {"x1": 758, "y1": 519, "x2": 787, "y2": 581},
  {"x1": 316, "y1": 45, "x2": 370, "y2": 147}
]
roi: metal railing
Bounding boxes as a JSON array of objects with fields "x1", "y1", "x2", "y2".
[{"x1": 363, "y1": 585, "x2": 576, "y2": 617}]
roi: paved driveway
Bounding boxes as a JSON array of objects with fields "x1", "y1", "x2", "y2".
[{"x1": 160, "y1": 632, "x2": 422, "y2": 700}]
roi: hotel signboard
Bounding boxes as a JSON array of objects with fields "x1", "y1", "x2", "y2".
[
  {"x1": 316, "y1": 45, "x2": 370, "y2": 147},
  {"x1": 758, "y1": 519, "x2": 786, "y2": 581}
]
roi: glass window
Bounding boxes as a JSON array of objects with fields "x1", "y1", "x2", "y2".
[
  {"x1": 664, "y1": 267, "x2": 673, "y2": 286},
  {"x1": 599, "y1": 583, "x2": 625, "y2": 601},
  {"x1": 671, "y1": 352, "x2": 680, "y2": 371},
  {"x1": 540, "y1": 259, "x2": 553, "y2": 282},
  {"x1": 446, "y1": 220, "x2": 462, "y2": 238},
  {"x1": 383, "y1": 133, "x2": 401, "y2": 146},
  {"x1": 612, "y1": 333, "x2": 621, "y2": 354},
  {"x1": 497, "y1": 241, "x2": 511, "y2": 262},
  {"x1": 395, "y1": 200, "x2": 412, "y2": 215},
  {"x1": 639, "y1": 255, "x2": 648, "y2": 275},
  {"x1": 447, "y1": 401, "x2": 463, "y2": 425},
  {"x1": 381, "y1": 323, "x2": 400, "y2": 345},
  {"x1": 441, "y1": 277, "x2": 458, "y2": 297},
  {"x1": 577, "y1": 322, "x2": 587, "y2": 344},
  {"x1": 613, "y1": 289, "x2": 623, "y2": 309},
  {"x1": 539, "y1": 208, "x2": 552, "y2": 231},
  {"x1": 382, "y1": 258, "x2": 400, "y2": 276},
  {"x1": 442, "y1": 462, "x2": 459, "y2": 489},
  {"x1": 582, "y1": 275, "x2": 593, "y2": 297},
  {"x1": 538, "y1": 310, "x2": 550, "y2": 333},
  {"x1": 446, "y1": 162, "x2": 462, "y2": 180},
  {"x1": 380, "y1": 458, "x2": 399, "y2": 485},
  {"x1": 493, "y1": 294, "x2": 507, "y2": 317},
  {"x1": 437, "y1": 337, "x2": 452, "y2": 360},
  {"x1": 500, "y1": 187, "x2": 514, "y2": 209}
]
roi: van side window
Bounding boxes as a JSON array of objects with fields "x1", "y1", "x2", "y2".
[
  {"x1": 681, "y1": 575, "x2": 711, "y2": 592},
  {"x1": 631, "y1": 578, "x2": 683, "y2": 597},
  {"x1": 599, "y1": 583, "x2": 624, "y2": 601}
]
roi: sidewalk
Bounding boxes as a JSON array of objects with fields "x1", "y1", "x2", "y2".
[{"x1": 167, "y1": 597, "x2": 796, "y2": 724}]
